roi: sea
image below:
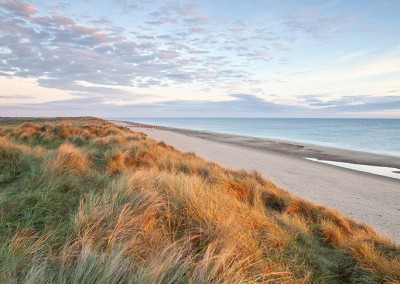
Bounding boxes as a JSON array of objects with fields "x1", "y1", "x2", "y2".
[{"x1": 115, "y1": 118, "x2": 400, "y2": 157}]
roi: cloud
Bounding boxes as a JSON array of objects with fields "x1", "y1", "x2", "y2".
[
  {"x1": 0, "y1": 0, "x2": 259, "y2": 99},
  {"x1": 300, "y1": 94, "x2": 400, "y2": 111},
  {"x1": 0, "y1": 93, "x2": 297, "y2": 117},
  {"x1": 0, "y1": 0, "x2": 313, "y2": 105},
  {"x1": 146, "y1": 3, "x2": 204, "y2": 26},
  {"x1": 0, "y1": 94, "x2": 33, "y2": 99},
  {"x1": 89, "y1": 18, "x2": 113, "y2": 25},
  {"x1": 339, "y1": 50, "x2": 368, "y2": 61},
  {"x1": 179, "y1": 4, "x2": 199, "y2": 16},
  {"x1": 328, "y1": 97, "x2": 400, "y2": 112},
  {"x1": 1, "y1": 92, "x2": 400, "y2": 118},
  {"x1": 283, "y1": 15, "x2": 340, "y2": 39},
  {"x1": 182, "y1": 15, "x2": 209, "y2": 25},
  {"x1": 1, "y1": 0, "x2": 399, "y2": 118},
  {"x1": 113, "y1": 0, "x2": 139, "y2": 12},
  {"x1": 161, "y1": 2, "x2": 200, "y2": 16},
  {"x1": 0, "y1": 0, "x2": 37, "y2": 18}
]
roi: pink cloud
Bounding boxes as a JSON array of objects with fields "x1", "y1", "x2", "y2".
[{"x1": 0, "y1": 0, "x2": 37, "y2": 18}]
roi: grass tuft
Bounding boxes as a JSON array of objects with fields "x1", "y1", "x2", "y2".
[{"x1": 48, "y1": 142, "x2": 89, "y2": 175}]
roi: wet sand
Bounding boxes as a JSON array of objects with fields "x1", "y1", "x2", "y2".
[{"x1": 112, "y1": 120, "x2": 400, "y2": 241}]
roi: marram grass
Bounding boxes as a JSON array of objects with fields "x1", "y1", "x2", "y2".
[{"x1": 0, "y1": 117, "x2": 399, "y2": 283}]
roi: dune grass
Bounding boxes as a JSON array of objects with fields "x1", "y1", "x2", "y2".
[{"x1": 0, "y1": 117, "x2": 399, "y2": 283}]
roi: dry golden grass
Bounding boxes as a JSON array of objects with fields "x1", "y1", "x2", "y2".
[
  {"x1": 0, "y1": 117, "x2": 399, "y2": 283},
  {"x1": 47, "y1": 142, "x2": 89, "y2": 175},
  {"x1": 349, "y1": 240, "x2": 400, "y2": 280},
  {"x1": 319, "y1": 220, "x2": 345, "y2": 245},
  {"x1": 106, "y1": 148, "x2": 127, "y2": 174},
  {"x1": 0, "y1": 136, "x2": 33, "y2": 155}
]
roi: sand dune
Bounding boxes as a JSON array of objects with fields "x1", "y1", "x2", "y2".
[{"x1": 113, "y1": 121, "x2": 400, "y2": 241}]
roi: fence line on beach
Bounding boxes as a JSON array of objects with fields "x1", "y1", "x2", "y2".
[{"x1": 130, "y1": 124, "x2": 173, "y2": 129}]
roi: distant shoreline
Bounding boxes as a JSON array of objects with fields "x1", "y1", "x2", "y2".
[
  {"x1": 112, "y1": 120, "x2": 400, "y2": 170},
  {"x1": 110, "y1": 117, "x2": 400, "y2": 158}
]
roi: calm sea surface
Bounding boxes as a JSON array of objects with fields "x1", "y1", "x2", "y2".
[{"x1": 115, "y1": 118, "x2": 400, "y2": 157}]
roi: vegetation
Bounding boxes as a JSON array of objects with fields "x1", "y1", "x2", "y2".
[{"x1": 0, "y1": 117, "x2": 399, "y2": 283}]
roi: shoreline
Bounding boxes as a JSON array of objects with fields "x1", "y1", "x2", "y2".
[
  {"x1": 112, "y1": 119, "x2": 400, "y2": 241},
  {"x1": 113, "y1": 120, "x2": 400, "y2": 170}
]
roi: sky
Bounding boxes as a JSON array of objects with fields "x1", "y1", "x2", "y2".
[{"x1": 0, "y1": 0, "x2": 400, "y2": 117}]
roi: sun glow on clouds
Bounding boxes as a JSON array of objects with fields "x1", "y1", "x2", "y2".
[{"x1": 0, "y1": 0, "x2": 399, "y2": 117}]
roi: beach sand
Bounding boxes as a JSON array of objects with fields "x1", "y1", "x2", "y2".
[{"x1": 113, "y1": 121, "x2": 400, "y2": 241}]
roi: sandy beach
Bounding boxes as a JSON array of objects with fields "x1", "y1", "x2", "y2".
[{"x1": 113, "y1": 120, "x2": 400, "y2": 241}]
